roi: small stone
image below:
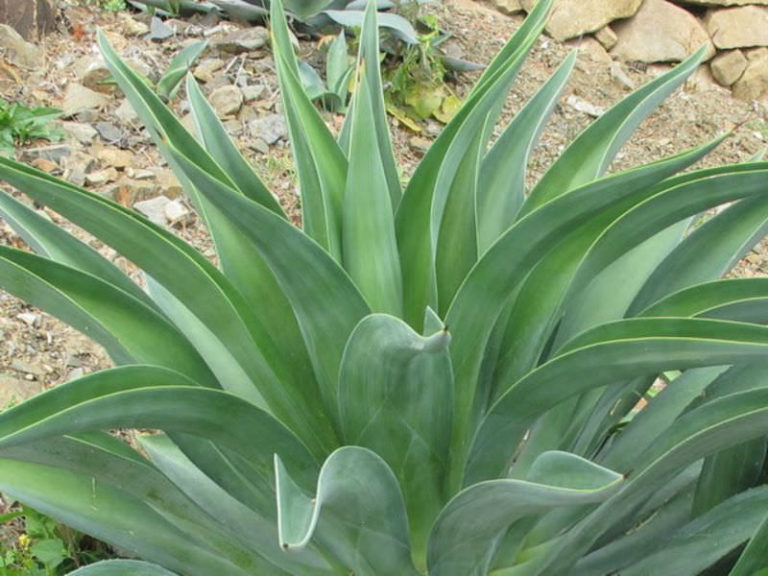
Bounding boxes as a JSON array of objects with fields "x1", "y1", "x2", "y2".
[
  {"x1": 61, "y1": 121, "x2": 98, "y2": 145},
  {"x1": 151, "y1": 168, "x2": 184, "y2": 198},
  {"x1": 520, "y1": 0, "x2": 643, "y2": 41},
  {"x1": 212, "y1": 27, "x2": 269, "y2": 54},
  {"x1": 75, "y1": 56, "x2": 114, "y2": 94},
  {"x1": 107, "y1": 178, "x2": 156, "y2": 206},
  {"x1": 164, "y1": 199, "x2": 192, "y2": 226},
  {"x1": 193, "y1": 58, "x2": 225, "y2": 83},
  {"x1": 67, "y1": 367, "x2": 85, "y2": 381},
  {"x1": 21, "y1": 144, "x2": 72, "y2": 163},
  {"x1": 566, "y1": 95, "x2": 605, "y2": 117},
  {"x1": 610, "y1": 61, "x2": 636, "y2": 89},
  {"x1": 491, "y1": 0, "x2": 523, "y2": 15},
  {"x1": 241, "y1": 84, "x2": 266, "y2": 102},
  {"x1": 11, "y1": 361, "x2": 44, "y2": 377},
  {"x1": 706, "y1": 6, "x2": 768, "y2": 50},
  {"x1": 62, "y1": 83, "x2": 110, "y2": 117},
  {"x1": 86, "y1": 167, "x2": 119, "y2": 186},
  {"x1": 114, "y1": 99, "x2": 139, "y2": 125},
  {"x1": 249, "y1": 138, "x2": 270, "y2": 154},
  {"x1": 126, "y1": 167, "x2": 155, "y2": 180},
  {"x1": 733, "y1": 48, "x2": 768, "y2": 101},
  {"x1": 248, "y1": 114, "x2": 288, "y2": 145},
  {"x1": 97, "y1": 147, "x2": 133, "y2": 168},
  {"x1": 134, "y1": 195, "x2": 172, "y2": 225},
  {"x1": 209, "y1": 85, "x2": 244, "y2": 117},
  {"x1": 17, "y1": 313, "x2": 39, "y2": 327},
  {"x1": 711, "y1": 49, "x2": 748, "y2": 87},
  {"x1": 569, "y1": 37, "x2": 612, "y2": 65},
  {"x1": 147, "y1": 16, "x2": 175, "y2": 42},
  {"x1": 95, "y1": 122, "x2": 124, "y2": 144},
  {"x1": 0, "y1": 24, "x2": 41, "y2": 68},
  {"x1": 409, "y1": 136, "x2": 431, "y2": 153},
  {"x1": 30, "y1": 158, "x2": 59, "y2": 173},
  {"x1": 595, "y1": 26, "x2": 618, "y2": 51},
  {"x1": 121, "y1": 15, "x2": 150, "y2": 37}
]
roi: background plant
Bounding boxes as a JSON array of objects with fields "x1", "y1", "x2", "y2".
[
  {"x1": 0, "y1": 0, "x2": 767, "y2": 574},
  {"x1": 0, "y1": 100, "x2": 64, "y2": 157}
]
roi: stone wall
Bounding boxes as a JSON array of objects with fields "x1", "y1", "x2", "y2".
[{"x1": 492, "y1": 0, "x2": 768, "y2": 101}]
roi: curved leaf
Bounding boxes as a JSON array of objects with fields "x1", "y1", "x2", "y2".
[{"x1": 68, "y1": 560, "x2": 179, "y2": 576}]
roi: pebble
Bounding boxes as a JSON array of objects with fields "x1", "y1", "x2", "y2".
[
  {"x1": 86, "y1": 167, "x2": 120, "y2": 186},
  {"x1": 209, "y1": 85, "x2": 244, "y2": 117},
  {"x1": 97, "y1": 147, "x2": 133, "y2": 169},
  {"x1": 17, "y1": 313, "x2": 40, "y2": 327},
  {"x1": 134, "y1": 195, "x2": 172, "y2": 225},
  {"x1": 165, "y1": 199, "x2": 192, "y2": 226},
  {"x1": 114, "y1": 99, "x2": 140, "y2": 125},
  {"x1": 242, "y1": 84, "x2": 266, "y2": 102},
  {"x1": 212, "y1": 27, "x2": 269, "y2": 54},
  {"x1": 193, "y1": 58, "x2": 225, "y2": 83},
  {"x1": 95, "y1": 122, "x2": 125, "y2": 144},
  {"x1": 62, "y1": 121, "x2": 99, "y2": 145},
  {"x1": 248, "y1": 113, "x2": 288, "y2": 145},
  {"x1": 62, "y1": 83, "x2": 110, "y2": 117},
  {"x1": 21, "y1": 144, "x2": 73, "y2": 163},
  {"x1": 75, "y1": 55, "x2": 114, "y2": 94}
]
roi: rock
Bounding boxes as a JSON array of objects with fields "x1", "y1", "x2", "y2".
[
  {"x1": 710, "y1": 49, "x2": 748, "y2": 86},
  {"x1": 569, "y1": 37, "x2": 612, "y2": 65},
  {"x1": 193, "y1": 57, "x2": 225, "y2": 83},
  {"x1": 209, "y1": 84, "x2": 244, "y2": 117},
  {"x1": 150, "y1": 168, "x2": 183, "y2": 198},
  {"x1": 17, "y1": 312, "x2": 39, "y2": 327},
  {"x1": 147, "y1": 16, "x2": 174, "y2": 42},
  {"x1": 0, "y1": 374, "x2": 44, "y2": 407},
  {"x1": 520, "y1": 0, "x2": 642, "y2": 41},
  {"x1": 212, "y1": 26, "x2": 269, "y2": 54},
  {"x1": 248, "y1": 113, "x2": 288, "y2": 145},
  {"x1": 107, "y1": 178, "x2": 156, "y2": 206},
  {"x1": 248, "y1": 138, "x2": 270, "y2": 154},
  {"x1": 0, "y1": 0, "x2": 57, "y2": 41},
  {"x1": 164, "y1": 199, "x2": 191, "y2": 226},
  {"x1": 97, "y1": 147, "x2": 133, "y2": 168},
  {"x1": 30, "y1": 157, "x2": 58, "y2": 173},
  {"x1": 0, "y1": 23, "x2": 40, "y2": 67},
  {"x1": 21, "y1": 144, "x2": 72, "y2": 163},
  {"x1": 94, "y1": 122, "x2": 124, "y2": 144},
  {"x1": 679, "y1": 0, "x2": 768, "y2": 5},
  {"x1": 491, "y1": 0, "x2": 524, "y2": 15},
  {"x1": 62, "y1": 83, "x2": 109, "y2": 117},
  {"x1": 74, "y1": 55, "x2": 114, "y2": 94},
  {"x1": 241, "y1": 84, "x2": 266, "y2": 102},
  {"x1": 566, "y1": 95, "x2": 605, "y2": 117},
  {"x1": 61, "y1": 121, "x2": 98, "y2": 145},
  {"x1": 610, "y1": 61, "x2": 636, "y2": 89},
  {"x1": 125, "y1": 167, "x2": 155, "y2": 180},
  {"x1": 611, "y1": 0, "x2": 715, "y2": 63},
  {"x1": 733, "y1": 48, "x2": 768, "y2": 101},
  {"x1": 114, "y1": 99, "x2": 139, "y2": 124},
  {"x1": 120, "y1": 14, "x2": 150, "y2": 37},
  {"x1": 595, "y1": 25, "x2": 618, "y2": 51},
  {"x1": 85, "y1": 166, "x2": 119, "y2": 186},
  {"x1": 705, "y1": 7, "x2": 768, "y2": 50},
  {"x1": 134, "y1": 195, "x2": 171, "y2": 225}
]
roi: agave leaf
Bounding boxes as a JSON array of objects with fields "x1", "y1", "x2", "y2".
[
  {"x1": 164, "y1": 141, "x2": 369, "y2": 428},
  {"x1": 395, "y1": 0, "x2": 552, "y2": 329},
  {"x1": 276, "y1": 447, "x2": 421, "y2": 576},
  {"x1": 446, "y1": 142, "x2": 724, "y2": 486},
  {"x1": 427, "y1": 452, "x2": 623, "y2": 576},
  {"x1": 0, "y1": 437, "x2": 258, "y2": 576},
  {"x1": 141, "y1": 434, "x2": 336, "y2": 575},
  {"x1": 343, "y1": 58, "x2": 402, "y2": 314},
  {"x1": 0, "y1": 191, "x2": 154, "y2": 307},
  {"x1": 156, "y1": 41, "x2": 207, "y2": 101},
  {"x1": 520, "y1": 46, "x2": 708, "y2": 217},
  {"x1": 327, "y1": 30, "x2": 349, "y2": 92},
  {"x1": 730, "y1": 509, "x2": 768, "y2": 576},
  {"x1": 322, "y1": 9, "x2": 418, "y2": 44},
  {"x1": 629, "y1": 193, "x2": 768, "y2": 314},
  {"x1": 68, "y1": 560, "x2": 179, "y2": 576},
  {"x1": 477, "y1": 51, "x2": 576, "y2": 253},
  {"x1": 0, "y1": 248, "x2": 216, "y2": 386},
  {"x1": 468, "y1": 318, "x2": 768, "y2": 484},
  {"x1": 541, "y1": 388, "x2": 768, "y2": 573},
  {"x1": 271, "y1": 0, "x2": 347, "y2": 260},
  {"x1": 338, "y1": 313, "x2": 452, "y2": 559},
  {"x1": 285, "y1": 0, "x2": 333, "y2": 20},
  {"x1": 185, "y1": 75, "x2": 283, "y2": 214}
]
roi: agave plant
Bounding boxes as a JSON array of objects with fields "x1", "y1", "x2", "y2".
[{"x1": 1, "y1": 0, "x2": 768, "y2": 573}]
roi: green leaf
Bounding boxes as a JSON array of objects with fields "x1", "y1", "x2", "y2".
[
  {"x1": 271, "y1": 0, "x2": 347, "y2": 260},
  {"x1": 343, "y1": 58, "x2": 402, "y2": 314},
  {"x1": 276, "y1": 447, "x2": 421, "y2": 576},
  {"x1": 0, "y1": 247, "x2": 216, "y2": 386},
  {"x1": 427, "y1": 452, "x2": 623, "y2": 576},
  {"x1": 477, "y1": 51, "x2": 576, "y2": 253},
  {"x1": 156, "y1": 41, "x2": 207, "y2": 100},
  {"x1": 323, "y1": 9, "x2": 418, "y2": 44},
  {"x1": 641, "y1": 278, "x2": 768, "y2": 319},
  {"x1": 68, "y1": 560, "x2": 180, "y2": 576},
  {"x1": 730, "y1": 510, "x2": 768, "y2": 576},
  {"x1": 521, "y1": 46, "x2": 708, "y2": 217},
  {"x1": 338, "y1": 313, "x2": 452, "y2": 560}
]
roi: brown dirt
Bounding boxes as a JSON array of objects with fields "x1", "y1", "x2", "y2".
[{"x1": 0, "y1": 0, "x2": 766, "y2": 498}]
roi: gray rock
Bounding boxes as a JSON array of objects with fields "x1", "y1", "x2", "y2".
[
  {"x1": 62, "y1": 83, "x2": 110, "y2": 117},
  {"x1": 147, "y1": 16, "x2": 175, "y2": 42},
  {"x1": 95, "y1": 122, "x2": 124, "y2": 144},
  {"x1": 242, "y1": 84, "x2": 266, "y2": 102},
  {"x1": 120, "y1": 15, "x2": 150, "y2": 37},
  {"x1": 0, "y1": 24, "x2": 41, "y2": 67},
  {"x1": 61, "y1": 121, "x2": 98, "y2": 145},
  {"x1": 249, "y1": 113, "x2": 288, "y2": 145},
  {"x1": 85, "y1": 167, "x2": 119, "y2": 186},
  {"x1": 164, "y1": 199, "x2": 192, "y2": 226},
  {"x1": 595, "y1": 25, "x2": 618, "y2": 51},
  {"x1": 21, "y1": 144, "x2": 73, "y2": 163},
  {"x1": 213, "y1": 27, "x2": 269, "y2": 54},
  {"x1": 733, "y1": 48, "x2": 768, "y2": 101},
  {"x1": 520, "y1": 0, "x2": 643, "y2": 41},
  {"x1": 209, "y1": 85, "x2": 244, "y2": 117},
  {"x1": 193, "y1": 58, "x2": 225, "y2": 83},
  {"x1": 566, "y1": 95, "x2": 605, "y2": 117},
  {"x1": 710, "y1": 49, "x2": 748, "y2": 86},
  {"x1": 114, "y1": 99, "x2": 139, "y2": 125},
  {"x1": 135, "y1": 195, "x2": 172, "y2": 225}
]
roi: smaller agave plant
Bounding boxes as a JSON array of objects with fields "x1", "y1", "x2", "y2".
[{"x1": 1, "y1": 0, "x2": 768, "y2": 574}]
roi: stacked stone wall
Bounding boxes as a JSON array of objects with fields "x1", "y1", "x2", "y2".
[{"x1": 490, "y1": 0, "x2": 768, "y2": 101}]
